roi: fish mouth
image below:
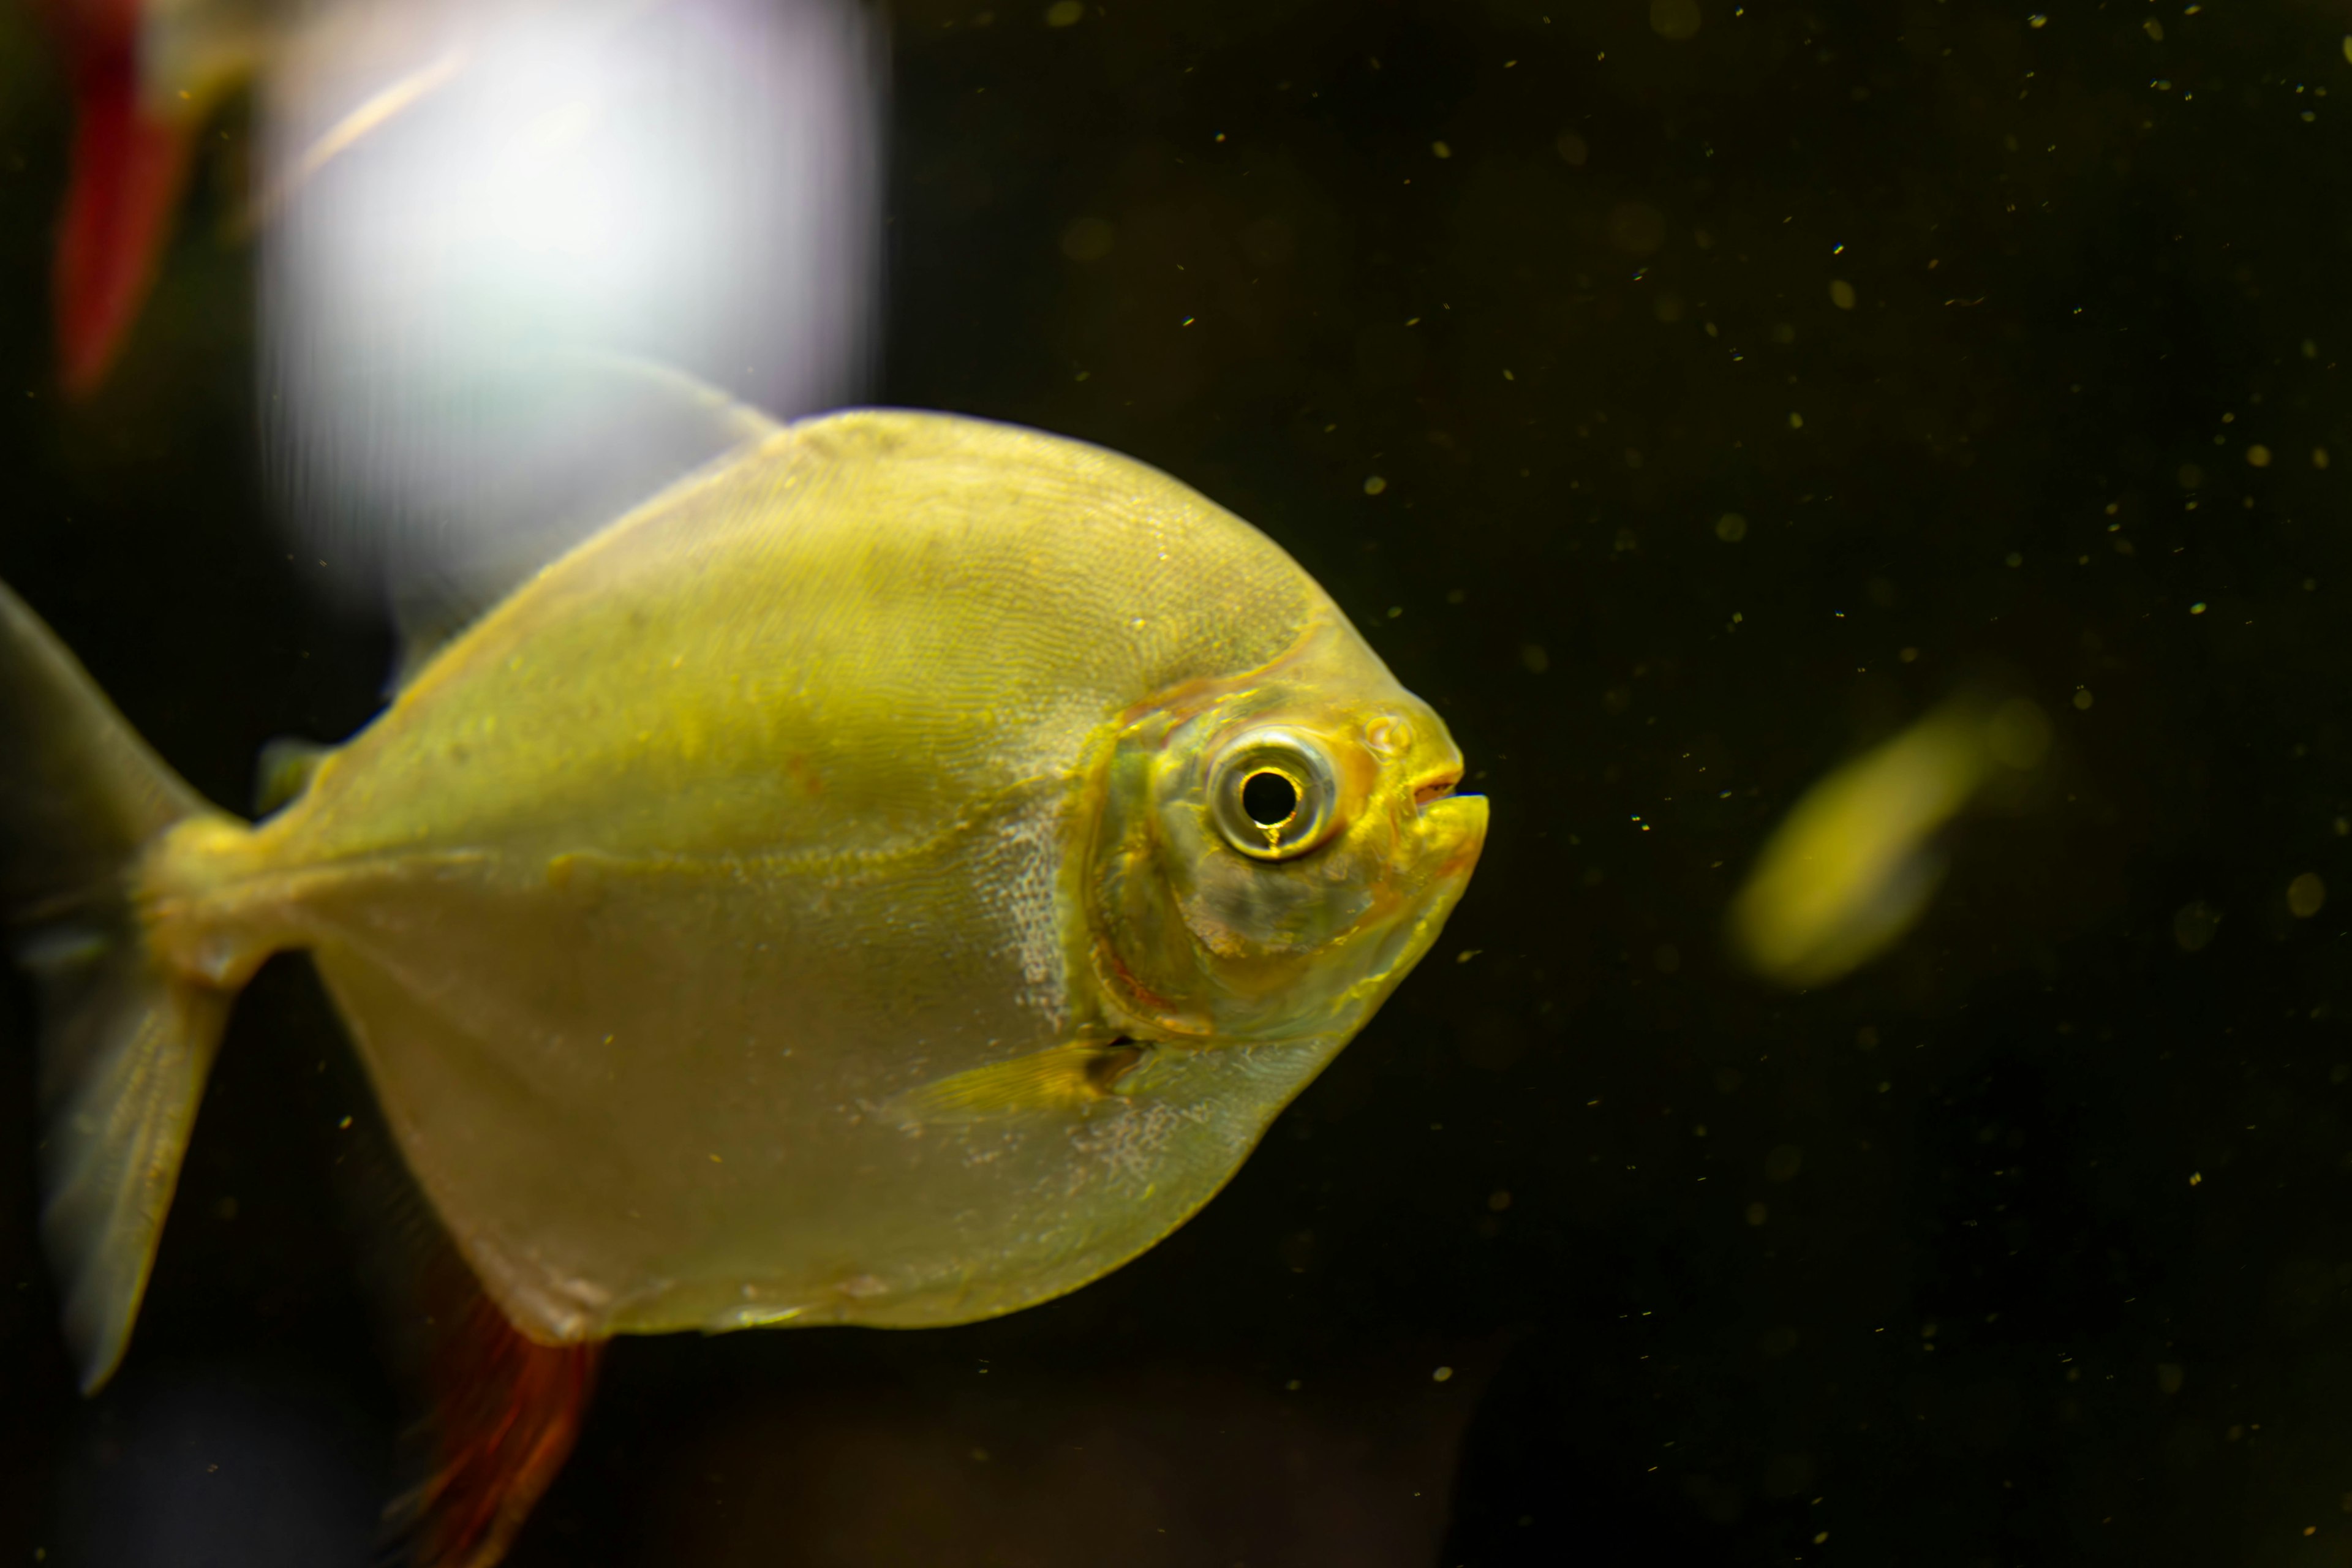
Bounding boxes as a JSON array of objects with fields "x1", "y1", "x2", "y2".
[
  {"x1": 1411, "y1": 767, "x2": 1464, "y2": 810},
  {"x1": 1411, "y1": 790, "x2": 1487, "y2": 880}
]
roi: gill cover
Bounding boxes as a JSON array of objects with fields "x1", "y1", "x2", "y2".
[{"x1": 1084, "y1": 620, "x2": 1480, "y2": 1048}]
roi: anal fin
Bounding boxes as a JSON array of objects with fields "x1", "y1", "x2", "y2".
[{"x1": 383, "y1": 1251, "x2": 604, "y2": 1568}]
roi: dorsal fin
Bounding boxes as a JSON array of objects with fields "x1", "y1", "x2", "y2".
[
  {"x1": 252, "y1": 736, "x2": 335, "y2": 815},
  {"x1": 380, "y1": 356, "x2": 786, "y2": 693}
]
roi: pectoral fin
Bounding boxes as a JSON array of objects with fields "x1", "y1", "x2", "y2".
[{"x1": 886, "y1": 1040, "x2": 1145, "y2": 1127}]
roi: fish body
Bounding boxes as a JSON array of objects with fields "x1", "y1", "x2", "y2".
[
  {"x1": 8, "y1": 410, "x2": 1485, "y2": 1387},
  {"x1": 1727, "y1": 695, "x2": 2049, "y2": 987}
]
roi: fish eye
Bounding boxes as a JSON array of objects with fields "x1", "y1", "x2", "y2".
[
  {"x1": 1210, "y1": 729, "x2": 1338, "y2": 860},
  {"x1": 1241, "y1": 769, "x2": 1300, "y2": 829}
]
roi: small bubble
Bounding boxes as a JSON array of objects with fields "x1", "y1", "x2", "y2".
[
  {"x1": 1746, "y1": 1202, "x2": 1769, "y2": 1226},
  {"x1": 1714, "y1": 512, "x2": 1749, "y2": 541},
  {"x1": 1828, "y1": 279, "x2": 1856, "y2": 309},
  {"x1": 1432, "y1": 1365, "x2": 1455, "y2": 1382},
  {"x1": 2248, "y1": 444, "x2": 2273, "y2": 467},
  {"x1": 1363, "y1": 475, "x2": 1388, "y2": 496},
  {"x1": 2072, "y1": 688, "x2": 2094, "y2": 710},
  {"x1": 1044, "y1": 0, "x2": 1083, "y2": 24},
  {"x1": 1487, "y1": 1189, "x2": 1512, "y2": 1212},
  {"x1": 1556, "y1": 130, "x2": 1589, "y2": 166},
  {"x1": 1788, "y1": 411, "x2": 1804, "y2": 429},
  {"x1": 2005, "y1": 551, "x2": 2024, "y2": 567},
  {"x1": 2173, "y1": 901, "x2": 2221, "y2": 953},
  {"x1": 1520, "y1": 644, "x2": 1550, "y2": 674},
  {"x1": 2316, "y1": 446, "x2": 2332, "y2": 470},
  {"x1": 1432, "y1": 140, "x2": 1452, "y2": 159}
]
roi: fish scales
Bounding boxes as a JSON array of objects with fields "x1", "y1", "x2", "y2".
[{"x1": 6, "y1": 407, "x2": 1482, "y2": 1397}]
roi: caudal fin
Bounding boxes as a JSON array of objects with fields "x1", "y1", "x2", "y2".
[{"x1": 0, "y1": 581, "x2": 242, "y2": 1389}]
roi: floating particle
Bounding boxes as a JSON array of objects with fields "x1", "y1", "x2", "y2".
[
  {"x1": 1058, "y1": 217, "x2": 1114, "y2": 262},
  {"x1": 2290, "y1": 872, "x2": 2327, "y2": 918},
  {"x1": 2247, "y1": 444, "x2": 2273, "y2": 467},
  {"x1": 1432, "y1": 140, "x2": 1452, "y2": 159},
  {"x1": 2173, "y1": 901, "x2": 2220, "y2": 953},
  {"x1": 1608, "y1": 202, "x2": 1667, "y2": 255},
  {"x1": 1556, "y1": 130, "x2": 1589, "y2": 165},
  {"x1": 1649, "y1": 0, "x2": 1702, "y2": 40},
  {"x1": 1829, "y1": 279, "x2": 1856, "y2": 309},
  {"x1": 1363, "y1": 475, "x2": 1388, "y2": 496},
  {"x1": 1715, "y1": 512, "x2": 1749, "y2": 541},
  {"x1": 1044, "y1": 0, "x2": 1083, "y2": 24},
  {"x1": 2072, "y1": 689, "x2": 2094, "y2": 710},
  {"x1": 1432, "y1": 1365, "x2": 1455, "y2": 1382}
]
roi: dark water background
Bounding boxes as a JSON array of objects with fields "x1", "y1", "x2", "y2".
[{"x1": 7, "y1": 1, "x2": 2352, "y2": 1563}]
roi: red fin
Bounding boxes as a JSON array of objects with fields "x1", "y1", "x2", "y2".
[
  {"x1": 50, "y1": 6, "x2": 195, "y2": 397},
  {"x1": 388, "y1": 1263, "x2": 605, "y2": 1568}
]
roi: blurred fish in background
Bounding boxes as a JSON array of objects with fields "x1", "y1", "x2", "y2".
[
  {"x1": 255, "y1": 0, "x2": 883, "y2": 631},
  {"x1": 1727, "y1": 694, "x2": 2054, "y2": 990},
  {"x1": 40, "y1": 0, "x2": 882, "y2": 635}
]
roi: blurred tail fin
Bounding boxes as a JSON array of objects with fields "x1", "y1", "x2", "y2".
[{"x1": 1, "y1": 581, "x2": 247, "y2": 1389}]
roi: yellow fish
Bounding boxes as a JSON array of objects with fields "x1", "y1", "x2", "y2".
[
  {"x1": 1727, "y1": 694, "x2": 2049, "y2": 988},
  {"x1": 2, "y1": 409, "x2": 1485, "y2": 1557}
]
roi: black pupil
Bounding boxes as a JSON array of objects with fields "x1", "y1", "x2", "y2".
[{"x1": 1242, "y1": 769, "x2": 1300, "y2": 827}]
